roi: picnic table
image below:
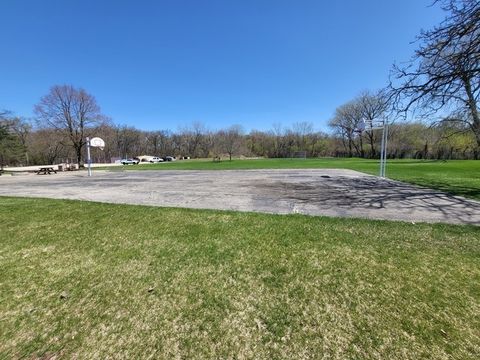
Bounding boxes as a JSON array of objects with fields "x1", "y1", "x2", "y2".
[{"x1": 36, "y1": 167, "x2": 57, "y2": 175}]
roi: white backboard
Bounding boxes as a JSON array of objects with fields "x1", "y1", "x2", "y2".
[{"x1": 90, "y1": 137, "x2": 105, "y2": 148}]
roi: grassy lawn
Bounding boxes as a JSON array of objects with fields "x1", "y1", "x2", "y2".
[
  {"x1": 1, "y1": 197, "x2": 479, "y2": 359},
  {"x1": 114, "y1": 158, "x2": 480, "y2": 200}
]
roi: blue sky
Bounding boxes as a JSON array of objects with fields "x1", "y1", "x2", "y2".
[{"x1": 0, "y1": 0, "x2": 444, "y2": 132}]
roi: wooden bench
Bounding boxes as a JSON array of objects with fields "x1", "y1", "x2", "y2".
[{"x1": 36, "y1": 167, "x2": 57, "y2": 175}]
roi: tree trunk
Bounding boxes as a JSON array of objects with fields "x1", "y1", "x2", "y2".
[
  {"x1": 368, "y1": 131, "x2": 376, "y2": 158},
  {"x1": 75, "y1": 145, "x2": 82, "y2": 165},
  {"x1": 463, "y1": 76, "x2": 480, "y2": 154},
  {"x1": 423, "y1": 142, "x2": 429, "y2": 159}
]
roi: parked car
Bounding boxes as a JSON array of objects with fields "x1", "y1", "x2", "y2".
[
  {"x1": 163, "y1": 156, "x2": 176, "y2": 162},
  {"x1": 137, "y1": 155, "x2": 163, "y2": 163},
  {"x1": 121, "y1": 158, "x2": 139, "y2": 165}
]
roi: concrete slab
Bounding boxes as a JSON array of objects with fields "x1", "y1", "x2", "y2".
[{"x1": 1, "y1": 169, "x2": 479, "y2": 225}]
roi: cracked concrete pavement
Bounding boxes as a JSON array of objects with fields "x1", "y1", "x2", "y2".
[{"x1": 1, "y1": 169, "x2": 479, "y2": 225}]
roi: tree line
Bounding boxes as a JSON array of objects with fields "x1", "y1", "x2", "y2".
[
  {"x1": 1, "y1": 0, "x2": 478, "y2": 166},
  {"x1": 1, "y1": 105, "x2": 478, "y2": 167}
]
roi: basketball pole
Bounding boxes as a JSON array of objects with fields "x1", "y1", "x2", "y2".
[
  {"x1": 379, "y1": 120, "x2": 388, "y2": 178},
  {"x1": 86, "y1": 137, "x2": 92, "y2": 177},
  {"x1": 361, "y1": 119, "x2": 388, "y2": 178},
  {"x1": 383, "y1": 121, "x2": 389, "y2": 178}
]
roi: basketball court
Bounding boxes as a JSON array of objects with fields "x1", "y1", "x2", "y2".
[{"x1": 1, "y1": 169, "x2": 479, "y2": 225}]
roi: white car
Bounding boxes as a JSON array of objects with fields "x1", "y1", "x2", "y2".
[
  {"x1": 121, "y1": 158, "x2": 139, "y2": 165},
  {"x1": 150, "y1": 157, "x2": 164, "y2": 163}
]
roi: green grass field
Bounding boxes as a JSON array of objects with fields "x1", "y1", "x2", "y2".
[
  {"x1": 114, "y1": 158, "x2": 480, "y2": 200},
  {"x1": 1, "y1": 197, "x2": 479, "y2": 359}
]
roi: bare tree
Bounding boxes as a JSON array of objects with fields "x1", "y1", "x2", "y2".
[
  {"x1": 34, "y1": 85, "x2": 106, "y2": 164},
  {"x1": 293, "y1": 121, "x2": 314, "y2": 151},
  {"x1": 219, "y1": 125, "x2": 244, "y2": 161},
  {"x1": 389, "y1": 0, "x2": 480, "y2": 150},
  {"x1": 180, "y1": 121, "x2": 206, "y2": 158},
  {"x1": 199, "y1": 130, "x2": 216, "y2": 158},
  {"x1": 357, "y1": 90, "x2": 389, "y2": 158},
  {"x1": 10, "y1": 118, "x2": 31, "y2": 165},
  {"x1": 114, "y1": 125, "x2": 142, "y2": 158},
  {"x1": 146, "y1": 131, "x2": 163, "y2": 155},
  {"x1": 329, "y1": 101, "x2": 364, "y2": 157},
  {"x1": 28, "y1": 129, "x2": 68, "y2": 165},
  {"x1": 157, "y1": 130, "x2": 175, "y2": 156},
  {"x1": 247, "y1": 130, "x2": 273, "y2": 157}
]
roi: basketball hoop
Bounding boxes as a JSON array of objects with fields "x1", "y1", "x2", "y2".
[
  {"x1": 361, "y1": 119, "x2": 388, "y2": 178},
  {"x1": 90, "y1": 137, "x2": 105, "y2": 148},
  {"x1": 86, "y1": 137, "x2": 106, "y2": 177},
  {"x1": 355, "y1": 120, "x2": 388, "y2": 178}
]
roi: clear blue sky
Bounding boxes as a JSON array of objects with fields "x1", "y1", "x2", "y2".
[{"x1": 1, "y1": 0, "x2": 444, "y2": 132}]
